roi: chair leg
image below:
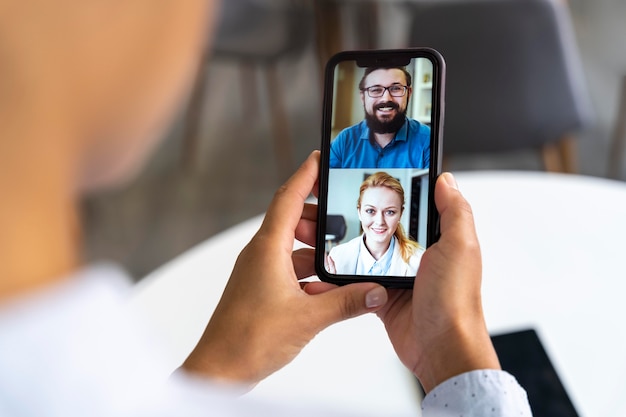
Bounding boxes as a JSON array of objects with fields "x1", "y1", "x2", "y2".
[
  {"x1": 558, "y1": 135, "x2": 578, "y2": 174},
  {"x1": 313, "y1": 1, "x2": 379, "y2": 74},
  {"x1": 608, "y1": 75, "x2": 626, "y2": 179},
  {"x1": 352, "y1": 2, "x2": 379, "y2": 49},
  {"x1": 541, "y1": 143, "x2": 561, "y2": 172},
  {"x1": 541, "y1": 135, "x2": 577, "y2": 173},
  {"x1": 239, "y1": 62, "x2": 259, "y2": 121},
  {"x1": 314, "y1": 1, "x2": 343, "y2": 78},
  {"x1": 265, "y1": 65, "x2": 295, "y2": 181},
  {"x1": 180, "y1": 58, "x2": 210, "y2": 171}
]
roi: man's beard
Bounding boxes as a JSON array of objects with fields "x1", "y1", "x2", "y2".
[{"x1": 364, "y1": 101, "x2": 407, "y2": 134}]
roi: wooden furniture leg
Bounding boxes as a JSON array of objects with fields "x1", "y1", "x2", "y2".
[
  {"x1": 608, "y1": 75, "x2": 626, "y2": 179},
  {"x1": 180, "y1": 57, "x2": 210, "y2": 171},
  {"x1": 314, "y1": 0, "x2": 343, "y2": 78},
  {"x1": 541, "y1": 135, "x2": 578, "y2": 173},
  {"x1": 266, "y1": 65, "x2": 295, "y2": 181}
]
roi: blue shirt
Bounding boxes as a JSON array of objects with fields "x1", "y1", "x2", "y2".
[{"x1": 329, "y1": 118, "x2": 430, "y2": 169}]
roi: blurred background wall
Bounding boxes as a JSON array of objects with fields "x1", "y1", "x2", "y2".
[{"x1": 82, "y1": 0, "x2": 626, "y2": 280}]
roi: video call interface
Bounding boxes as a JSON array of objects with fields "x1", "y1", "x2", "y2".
[{"x1": 323, "y1": 57, "x2": 435, "y2": 278}]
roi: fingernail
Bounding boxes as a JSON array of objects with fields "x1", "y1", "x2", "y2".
[
  {"x1": 441, "y1": 172, "x2": 458, "y2": 190},
  {"x1": 365, "y1": 287, "x2": 388, "y2": 309}
]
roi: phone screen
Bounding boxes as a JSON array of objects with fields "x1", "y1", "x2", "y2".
[{"x1": 316, "y1": 49, "x2": 445, "y2": 287}]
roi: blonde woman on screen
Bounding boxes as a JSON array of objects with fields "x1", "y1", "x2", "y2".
[{"x1": 326, "y1": 172, "x2": 424, "y2": 276}]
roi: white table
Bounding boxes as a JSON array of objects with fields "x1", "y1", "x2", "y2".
[
  {"x1": 465, "y1": 171, "x2": 626, "y2": 417},
  {"x1": 128, "y1": 171, "x2": 626, "y2": 417}
]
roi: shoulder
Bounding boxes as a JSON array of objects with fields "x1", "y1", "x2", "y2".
[
  {"x1": 330, "y1": 236, "x2": 361, "y2": 257},
  {"x1": 408, "y1": 245, "x2": 425, "y2": 269},
  {"x1": 407, "y1": 118, "x2": 430, "y2": 134},
  {"x1": 334, "y1": 120, "x2": 367, "y2": 141},
  {"x1": 328, "y1": 236, "x2": 362, "y2": 274},
  {"x1": 391, "y1": 239, "x2": 424, "y2": 276}
]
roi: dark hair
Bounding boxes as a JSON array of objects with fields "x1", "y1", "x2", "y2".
[{"x1": 358, "y1": 66, "x2": 412, "y2": 91}]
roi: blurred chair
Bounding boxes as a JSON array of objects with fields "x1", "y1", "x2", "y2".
[
  {"x1": 325, "y1": 214, "x2": 347, "y2": 251},
  {"x1": 608, "y1": 74, "x2": 626, "y2": 179},
  {"x1": 181, "y1": 0, "x2": 315, "y2": 180},
  {"x1": 314, "y1": 1, "x2": 380, "y2": 73},
  {"x1": 406, "y1": 0, "x2": 593, "y2": 172}
]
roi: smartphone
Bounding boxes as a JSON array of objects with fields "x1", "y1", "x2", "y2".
[
  {"x1": 491, "y1": 329, "x2": 579, "y2": 417},
  {"x1": 315, "y1": 48, "x2": 445, "y2": 288}
]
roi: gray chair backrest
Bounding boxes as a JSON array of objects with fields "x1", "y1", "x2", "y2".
[
  {"x1": 213, "y1": 0, "x2": 313, "y2": 62},
  {"x1": 326, "y1": 215, "x2": 347, "y2": 243},
  {"x1": 408, "y1": 0, "x2": 593, "y2": 154}
]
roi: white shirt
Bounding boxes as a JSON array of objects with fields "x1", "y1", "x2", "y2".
[
  {"x1": 0, "y1": 264, "x2": 532, "y2": 416},
  {"x1": 329, "y1": 236, "x2": 424, "y2": 277}
]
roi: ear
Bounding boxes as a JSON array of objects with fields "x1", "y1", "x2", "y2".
[{"x1": 359, "y1": 90, "x2": 366, "y2": 105}]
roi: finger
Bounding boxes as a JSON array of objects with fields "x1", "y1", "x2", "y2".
[
  {"x1": 308, "y1": 283, "x2": 389, "y2": 330},
  {"x1": 300, "y1": 203, "x2": 318, "y2": 222},
  {"x1": 294, "y1": 203, "x2": 317, "y2": 247},
  {"x1": 259, "y1": 151, "x2": 320, "y2": 243},
  {"x1": 312, "y1": 178, "x2": 320, "y2": 200},
  {"x1": 374, "y1": 288, "x2": 411, "y2": 320},
  {"x1": 292, "y1": 248, "x2": 315, "y2": 279},
  {"x1": 430, "y1": 173, "x2": 482, "y2": 281},
  {"x1": 435, "y1": 173, "x2": 478, "y2": 240},
  {"x1": 303, "y1": 281, "x2": 338, "y2": 295}
]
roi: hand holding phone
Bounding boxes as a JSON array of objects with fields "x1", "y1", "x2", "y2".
[
  {"x1": 184, "y1": 152, "x2": 388, "y2": 384},
  {"x1": 376, "y1": 172, "x2": 501, "y2": 393},
  {"x1": 316, "y1": 48, "x2": 446, "y2": 288}
]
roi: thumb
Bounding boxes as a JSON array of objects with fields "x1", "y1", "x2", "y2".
[
  {"x1": 435, "y1": 172, "x2": 479, "y2": 242},
  {"x1": 305, "y1": 282, "x2": 388, "y2": 328}
]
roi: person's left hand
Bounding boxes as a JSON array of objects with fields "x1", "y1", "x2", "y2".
[{"x1": 182, "y1": 151, "x2": 388, "y2": 385}]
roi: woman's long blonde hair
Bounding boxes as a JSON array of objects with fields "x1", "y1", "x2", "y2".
[{"x1": 357, "y1": 172, "x2": 421, "y2": 263}]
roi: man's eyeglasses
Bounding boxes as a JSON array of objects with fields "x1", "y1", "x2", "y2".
[{"x1": 361, "y1": 85, "x2": 408, "y2": 98}]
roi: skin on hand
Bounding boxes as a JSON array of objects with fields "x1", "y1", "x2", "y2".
[
  {"x1": 376, "y1": 173, "x2": 501, "y2": 393},
  {"x1": 182, "y1": 151, "x2": 389, "y2": 385}
]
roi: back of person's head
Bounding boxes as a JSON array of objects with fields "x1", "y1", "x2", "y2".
[{"x1": 0, "y1": 0, "x2": 215, "y2": 191}]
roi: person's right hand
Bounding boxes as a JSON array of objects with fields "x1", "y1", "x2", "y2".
[
  {"x1": 376, "y1": 173, "x2": 500, "y2": 393},
  {"x1": 181, "y1": 152, "x2": 388, "y2": 387}
]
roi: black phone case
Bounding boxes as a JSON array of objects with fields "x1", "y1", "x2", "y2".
[{"x1": 315, "y1": 48, "x2": 446, "y2": 288}]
